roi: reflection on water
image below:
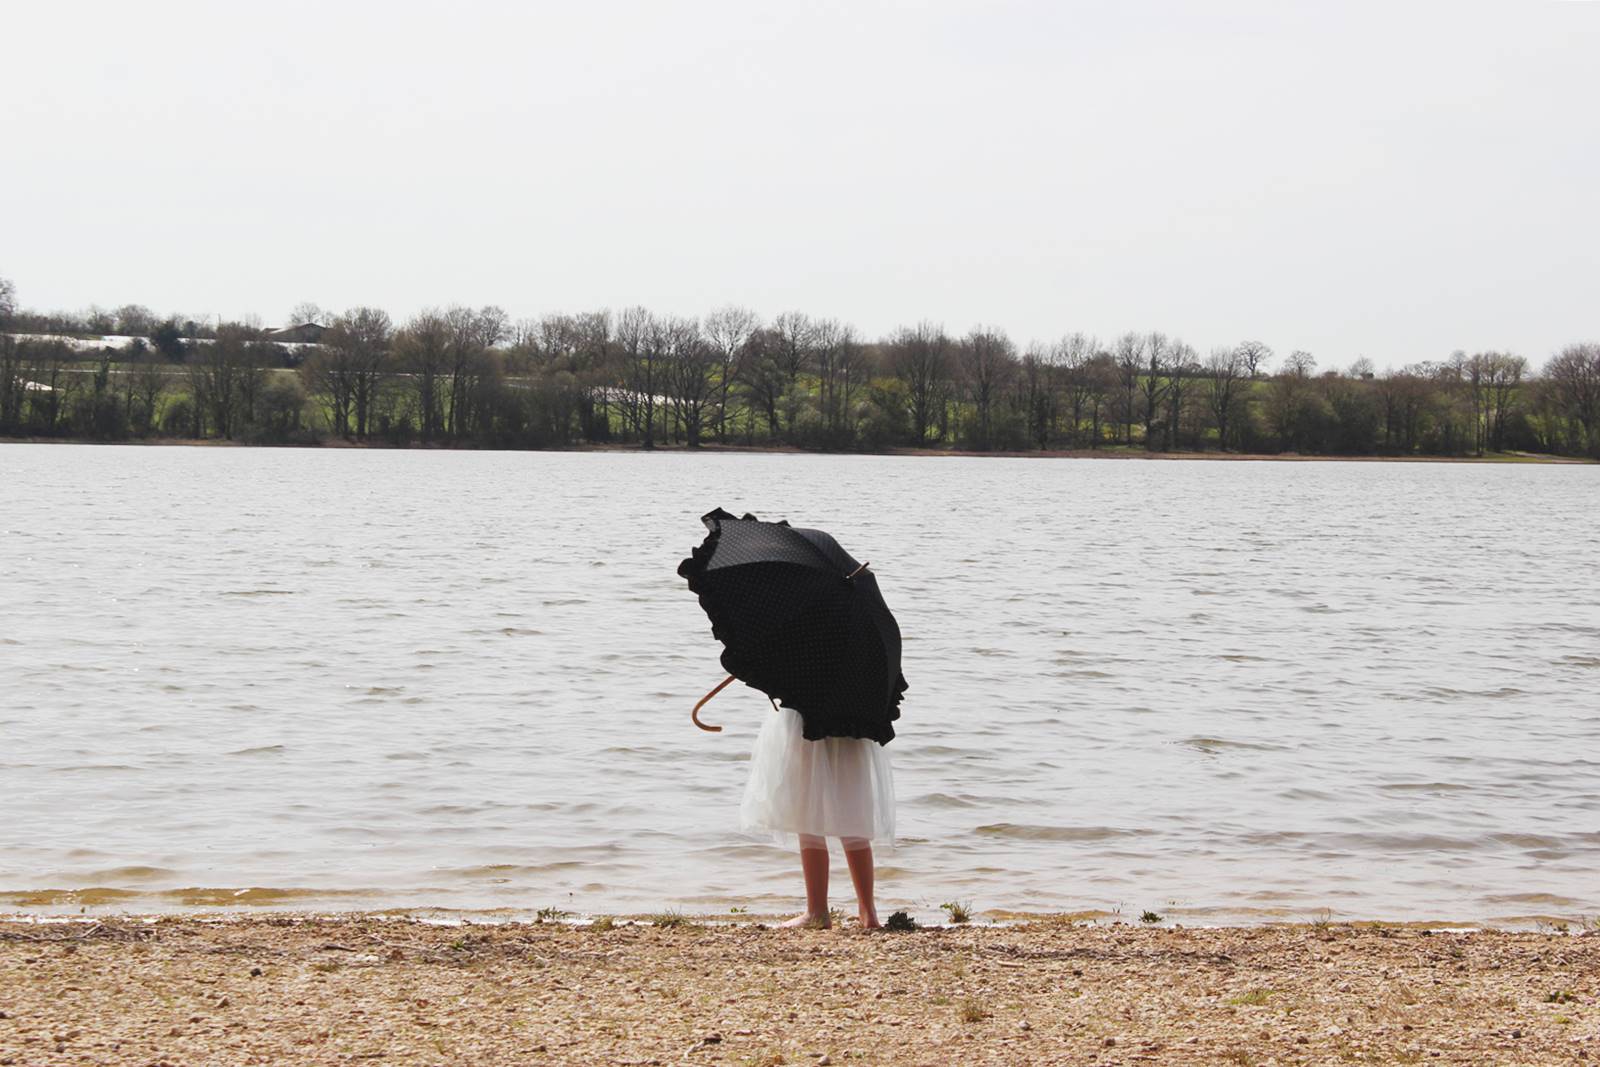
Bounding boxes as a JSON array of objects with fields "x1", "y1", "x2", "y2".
[{"x1": 2, "y1": 445, "x2": 1599, "y2": 924}]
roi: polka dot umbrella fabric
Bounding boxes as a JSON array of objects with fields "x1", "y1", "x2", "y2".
[{"x1": 678, "y1": 508, "x2": 907, "y2": 745}]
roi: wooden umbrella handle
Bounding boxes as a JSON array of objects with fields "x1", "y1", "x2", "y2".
[{"x1": 691, "y1": 674, "x2": 736, "y2": 732}]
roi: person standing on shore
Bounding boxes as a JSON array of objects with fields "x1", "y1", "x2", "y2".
[
  {"x1": 740, "y1": 703, "x2": 895, "y2": 928},
  {"x1": 678, "y1": 508, "x2": 906, "y2": 931}
]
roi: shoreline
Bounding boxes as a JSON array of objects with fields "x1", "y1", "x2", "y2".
[
  {"x1": 2, "y1": 901, "x2": 1590, "y2": 933},
  {"x1": 3, "y1": 914, "x2": 1595, "y2": 1065},
  {"x1": 1, "y1": 435, "x2": 1592, "y2": 463}
]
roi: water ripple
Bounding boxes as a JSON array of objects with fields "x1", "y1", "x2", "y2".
[{"x1": 1, "y1": 446, "x2": 1598, "y2": 923}]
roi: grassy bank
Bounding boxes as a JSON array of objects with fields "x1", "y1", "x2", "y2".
[{"x1": 2, "y1": 915, "x2": 1595, "y2": 1065}]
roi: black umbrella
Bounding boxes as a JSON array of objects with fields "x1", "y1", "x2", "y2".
[{"x1": 678, "y1": 508, "x2": 906, "y2": 745}]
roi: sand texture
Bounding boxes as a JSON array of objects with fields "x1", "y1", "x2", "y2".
[{"x1": 2, "y1": 916, "x2": 1597, "y2": 1065}]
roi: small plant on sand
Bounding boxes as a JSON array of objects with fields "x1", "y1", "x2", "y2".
[
  {"x1": 311, "y1": 961, "x2": 340, "y2": 974},
  {"x1": 589, "y1": 915, "x2": 615, "y2": 931},
  {"x1": 957, "y1": 999, "x2": 991, "y2": 1023},
  {"x1": 535, "y1": 906, "x2": 570, "y2": 923},
  {"x1": 1545, "y1": 990, "x2": 1576, "y2": 1004},
  {"x1": 884, "y1": 910, "x2": 918, "y2": 932},
  {"x1": 940, "y1": 900, "x2": 973, "y2": 924},
  {"x1": 728, "y1": 905, "x2": 747, "y2": 914},
  {"x1": 1139, "y1": 910, "x2": 1163, "y2": 924},
  {"x1": 1226, "y1": 988, "x2": 1273, "y2": 1006},
  {"x1": 738, "y1": 1052, "x2": 786, "y2": 1067},
  {"x1": 652, "y1": 910, "x2": 695, "y2": 928}
]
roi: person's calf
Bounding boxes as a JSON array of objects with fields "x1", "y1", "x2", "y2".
[
  {"x1": 789, "y1": 839, "x2": 831, "y2": 927},
  {"x1": 841, "y1": 839, "x2": 878, "y2": 928}
]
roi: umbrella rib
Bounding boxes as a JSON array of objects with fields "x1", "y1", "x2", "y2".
[{"x1": 788, "y1": 529, "x2": 856, "y2": 575}]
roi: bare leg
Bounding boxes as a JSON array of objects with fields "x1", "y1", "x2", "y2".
[
  {"x1": 781, "y1": 834, "x2": 830, "y2": 928},
  {"x1": 841, "y1": 837, "x2": 878, "y2": 929}
]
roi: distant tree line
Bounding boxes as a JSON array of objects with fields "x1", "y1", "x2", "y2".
[{"x1": 1, "y1": 278, "x2": 1597, "y2": 459}]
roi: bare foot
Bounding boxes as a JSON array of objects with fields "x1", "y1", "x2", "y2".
[
  {"x1": 858, "y1": 910, "x2": 880, "y2": 930},
  {"x1": 780, "y1": 912, "x2": 830, "y2": 929}
]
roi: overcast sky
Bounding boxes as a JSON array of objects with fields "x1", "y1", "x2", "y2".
[{"x1": 3, "y1": 1, "x2": 1596, "y2": 369}]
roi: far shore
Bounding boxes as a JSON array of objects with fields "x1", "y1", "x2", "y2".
[
  {"x1": 3, "y1": 435, "x2": 1594, "y2": 463},
  {"x1": 3, "y1": 914, "x2": 1595, "y2": 1065}
]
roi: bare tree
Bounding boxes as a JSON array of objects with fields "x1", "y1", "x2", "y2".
[
  {"x1": 1139, "y1": 331, "x2": 1170, "y2": 448},
  {"x1": 1054, "y1": 333, "x2": 1094, "y2": 448},
  {"x1": 514, "y1": 311, "x2": 614, "y2": 440},
  {"x1": 833, "y1": 329, "x2": 869, "y2": 441},
  {"x1": 1265, "y1": 352, "x2": 1319, "y2": 452},
  {"x1": 1019, "y1": 343, "x2": 1057, "y2": 449},
  {"x1": 289, "y1": 302, "x2": 329, "y2": 327},
  {"x1": 811, "y1": 318, "x2": 866, "y2": 441},
  {"x1": 889, "y1": 323, "x2": 951, "y2": 447},
  {"x1": 661, "y1": 316, "x2": 716, "y2": 446},
  {"x1": 1484, "y1": 353, "x2": 1526, "y2": 451},
  {"x1": 443, "y1": 306, "x2": 503, "y2": 439},
  {"x1": 300, "y1": 310, "x2": 392, "y2": 440},
  {"x1": 570, "y1": 310, "x2": 614, "y2": 441},
  {"x1": 0, "y1": 275, "x2": 16, "y2": 325},
  {"x1": 21, "y1": 341, "x2": 75, "y2": 433},
  {"x1": 1113, "y1": 332, "x2": 1144, "y2": 445},
  {"x1": 703, "y1": 305, "x2": 758, "y2": 443},
  {"x1": 764, "y1": 311, "x2": 816, "y2": 434},
  {"x1": 1374, "y1": 367, "x2": 1424, "y2": 452},
  {"x1": 770, "y1": 311, "x2": 815, "y2": 387},
  {"x1": 236, "y1": 342, "x2": 275, "y2": 428},
  {"x1": 1237, "y1": 340, "x2": 1273, "y2": 378},
  {"x1": 185, "y1": 324, "x2": 261, "y2": 439},
  {"x1": 334, "y1": 307, "x2": 393, "y2": 438},
  {"x1": 84, "y1": 305, "x2": 115, "y2": 334},
  {"x1": 737, "y1": 328, "x2": 787, "y2": 440},
  {"x1": 1284, "y1": 350, "x2": 1317, "y2": 378},
  {"x1": 1084, "y1": 351, "x2": 1120, "y2": 448},
  {"x1": 1544, "y1": 342, "x2": 1600, "y2": 455},
  {"x1": 614, "y1": 306, "x2": 661, "y2": 447},
  {"x1": 127, "y1": 346, "x2": 170, "y2": 435},
  {"x1": 1163, "y1": 341, "x2": 1199, "y2": 450},
  {"x1": 1204, "y1": 346, "x2": 1244, "y2": 451},
  {"x1": 1455, "y1": 352, "x2": 1488, "y2": 455},
  {"x1": 959, "y1": 326, "x2": 1016, "y2": 450},
  {"x1": 300, "y1": 352, "x2": 349, "y2": 436},
  {"x1": 396, "y1": 310, "x2": 450, "y2": 441},
  {"x1": 111, "y1": 305, "x2": 156, "y2": 337}
]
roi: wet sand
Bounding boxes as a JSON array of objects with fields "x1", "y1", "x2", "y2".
[{"x1": 2, "y1": 916, "x2": 1596, "y2": 1065}]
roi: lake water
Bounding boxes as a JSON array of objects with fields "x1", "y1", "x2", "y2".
[{"x1": 3, "y1": 444, "x2": 1598, "y2": 926}]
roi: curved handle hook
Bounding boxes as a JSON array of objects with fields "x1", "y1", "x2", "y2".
[{"x1": 691, "y1": 674, "x2": 736, "y2": 732}]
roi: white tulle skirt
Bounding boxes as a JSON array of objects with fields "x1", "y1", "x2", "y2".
[{"x1": 741, "y1": 706, "x2": 895, "y2": 846}]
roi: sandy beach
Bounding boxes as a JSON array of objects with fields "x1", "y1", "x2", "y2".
[{"x1": 2, "y1": 915, "x2": 1596, "y2": 1066}]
